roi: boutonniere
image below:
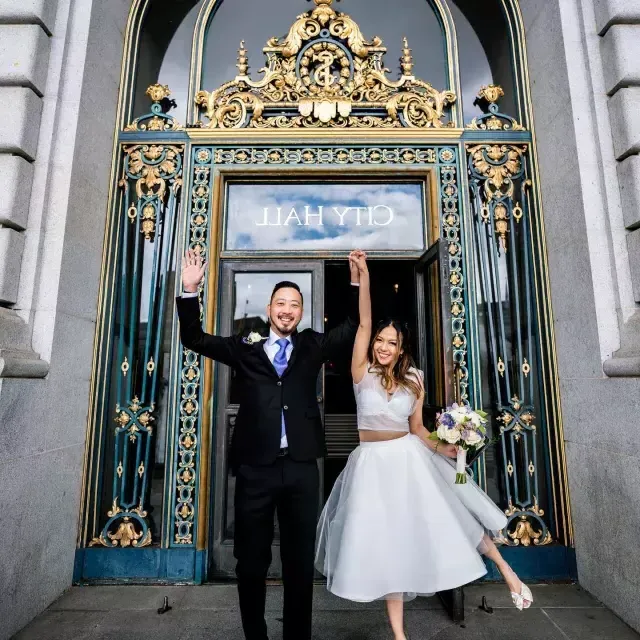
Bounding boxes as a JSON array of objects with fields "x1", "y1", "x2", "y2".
[{"x1": 242, "y1": 331, "x2": 267, "y2": 345}]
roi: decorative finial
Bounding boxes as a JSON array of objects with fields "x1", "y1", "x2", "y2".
[
  {"x1": 311, "y1": 0, "x2": 335, "y2": 5},
  {"x1": 236, "y1": 40, "x2": 248, "y2": 76},
  {"x1": 146, "y1": 84, "x2": 171, "y2": 103},
  {"x1": 400, "y1": 37, "x2": 413, "y2": 76},
  {"x1": 477, "y1": 85, "x2": 504, "y2": 105}
]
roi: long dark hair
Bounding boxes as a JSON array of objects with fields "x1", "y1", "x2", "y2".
[{"x1": 367, "y1": 319, "x2": 422, "y2": 398}]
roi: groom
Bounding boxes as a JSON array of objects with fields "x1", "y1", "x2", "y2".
[{"x1": 176, "y1": 250, "x2": 364, "y2": 640}]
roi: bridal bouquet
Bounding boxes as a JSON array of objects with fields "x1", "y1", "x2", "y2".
[{"x1": 429, "y1": 404, "x2": 489, "y2": 484}]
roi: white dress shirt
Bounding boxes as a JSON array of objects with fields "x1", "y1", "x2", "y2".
[{"x1": 264, "y1": 330, "x2": 293, "y2": 449}]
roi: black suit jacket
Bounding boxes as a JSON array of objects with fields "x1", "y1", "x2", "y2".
[{"x1": 175, "y1": 288, "x2": 358, "y2": 467}]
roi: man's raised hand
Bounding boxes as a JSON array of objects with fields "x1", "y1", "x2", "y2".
[{"x1": 181, "y1": 249, "x2": 207, "y2": 293}]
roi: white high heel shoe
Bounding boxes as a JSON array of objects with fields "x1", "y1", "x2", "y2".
[{"x1": 511, "y1": 582, "x2": 533, "y2": 611}]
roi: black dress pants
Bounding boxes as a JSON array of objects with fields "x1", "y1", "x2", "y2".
[{"x1": 234, "y1": 455, "x2": 319, "y2": 640}]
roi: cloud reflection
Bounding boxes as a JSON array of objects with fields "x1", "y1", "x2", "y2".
[{"x1": 225, "y1": 182, "x2": 425, "y2": 251}]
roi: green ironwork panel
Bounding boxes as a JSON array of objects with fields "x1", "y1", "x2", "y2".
[
  {"x1": 466, "y1": 139, "x2": 555, "y2": 548},
  {"x1": 85, "y1": 88, "x2": 187, "y2": 550}
]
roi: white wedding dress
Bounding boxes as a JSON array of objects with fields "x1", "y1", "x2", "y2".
[{"x1": 315, "y1": 367, "x2": 508, "y2": 602}]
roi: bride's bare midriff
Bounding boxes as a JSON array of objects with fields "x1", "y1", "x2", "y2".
[{"x1": 358, "y1": 430, "x2": 408, "y2": 442}]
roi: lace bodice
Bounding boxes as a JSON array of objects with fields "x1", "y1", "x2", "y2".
[{"x1": 354, "y1": 366, "x2": 423, "y2": 432}]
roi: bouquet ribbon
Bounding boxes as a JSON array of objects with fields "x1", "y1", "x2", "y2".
[{"x1": 455, "y1": 448, "x2": 467, "y2": 484}]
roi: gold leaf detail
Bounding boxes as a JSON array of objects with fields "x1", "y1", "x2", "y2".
[
  {"x1": 194, "y1": 1, "x2": 456, "y2": 129},
  {"x1": 508, "y1": 516, "x2": 542, "y2": 547},
  {"x1": 107, "y1": 517, "x2": 142, "y2": 548}
]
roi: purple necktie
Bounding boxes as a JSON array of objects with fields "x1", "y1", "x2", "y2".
[{"x1": 273, "y1": 338, "x2": 289, "y2": 440}]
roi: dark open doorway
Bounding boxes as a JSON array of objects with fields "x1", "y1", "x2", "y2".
[{"x1": 322, "y1": 260, "x2": 418, "y2": 501}]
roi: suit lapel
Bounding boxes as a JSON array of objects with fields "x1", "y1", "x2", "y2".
[
  {"x1": 252, "y1": 337, "x2": 279, "y2": 377},
  {"x1": 248, "y1": 331, "x2": 299, "y2": 377}
]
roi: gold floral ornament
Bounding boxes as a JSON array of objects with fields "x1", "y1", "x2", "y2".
[
  {"x1": 467, "y1": 84, "x2": 525, "y2": 131},
  {"x1": 195, "y1": 0, "x2": 456, "y2": 129},
  {"x1": 501, "y1": 500, "x2": 552, "y2": 547},
  {"x1": 122, "y1": 144, "x2": 184, "y2": 240},
  {"x1": 466, "y1": 143, "x2": 526, "y2": 252},
  {"x1": 89, "y1": 500, "x2": 152, "y2": 548}
]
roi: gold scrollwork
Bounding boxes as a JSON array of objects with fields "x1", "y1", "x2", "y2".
[
  {"x1": 195, "y1": 0, "x2": 455, "y2": 129},
  {"x1": 531, "y1": 496, "x2": 545, "y2": 517},
  {"x1": 508, "y1": 515, "x2": 543, "y2": 547},
  {"x1": 125, "y1": 145, "x2": 181, "y2": 201},
  {"x1": 109, "y1": 517, "x2": 142, "y2": 547},
  {"x1": 108, "y1": 498, "x2": 122, "y2": 518},
  {"x1": 505, "y1": 500, "x2": 517, "y2": 517},
  {"x1": 122, "y1": 144, "x2": 184, "y2": 242},
  {"x1": 501, "y1": 496, "x2": 552, "y2": 547},
  {"x1": 467, "y1": 143, "x2": 527, "y2": 253},
  {"x1": 467, "y1": 145, "x2": 524, "y2": 200}
]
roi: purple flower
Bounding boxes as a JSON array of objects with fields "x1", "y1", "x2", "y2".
[{"x1": 440, "y1": 413, "x2": 455, "y2": 428}]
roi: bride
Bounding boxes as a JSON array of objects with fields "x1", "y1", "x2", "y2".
[{"x1": 315, "y1": 253, "x2": 532, "y2": 640}]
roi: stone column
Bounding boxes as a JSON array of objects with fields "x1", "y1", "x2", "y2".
[
  {"x1": 0, "y1": 0, "x2": 54, "y2": 377},
  {"x1": 0, "y1": 0, "x2": 130, "y2": 636},
  {"x1": 597, "y1": 0, "x2": 640, "y2": 374}
]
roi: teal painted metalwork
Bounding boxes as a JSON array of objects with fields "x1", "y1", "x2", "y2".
[
  {"x1": 467, "y1": 140, "x2": 553, "y2": 548},
  {"x1": 168, "y1": 146, "x2": 214, "y2": 547},
  {"x1": 90, "y1": 137, "x2": 184, "y2": 549}
]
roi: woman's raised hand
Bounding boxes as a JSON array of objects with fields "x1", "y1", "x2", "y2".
[{"x1": 348, "y1": 249, "x2": 368, "y2": 283}]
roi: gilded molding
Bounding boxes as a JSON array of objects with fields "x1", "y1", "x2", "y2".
[
  {"x1": 194, "y1": 0, "x2": 455, "y2": 130},
  {"x1": 170, "y1": 148, "x2": 214, "y2": 546},
  {"x1": 211, "y1": 144, "x2": 468, "y2": 400}
]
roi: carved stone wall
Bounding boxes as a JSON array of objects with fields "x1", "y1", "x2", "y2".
[{"x1": 0, "y1": 0, "x2": 131, "y2": 637}]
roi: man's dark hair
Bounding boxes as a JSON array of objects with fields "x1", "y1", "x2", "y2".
[{"x1": 271, "y1": 281, "x2": 303, "y2": 305}]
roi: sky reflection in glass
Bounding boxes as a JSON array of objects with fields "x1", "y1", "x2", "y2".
[{"x1": 225, "y1": 182, "x2": 426, "y2": 251}]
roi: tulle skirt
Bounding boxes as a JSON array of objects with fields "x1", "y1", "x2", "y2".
[{"x1": 315, "y1": 434, "x2": 508, "y2": 603}]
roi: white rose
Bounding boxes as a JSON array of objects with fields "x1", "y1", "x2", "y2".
[
  {"x1": 449, "y1": 408, "x2": 468, "y2": 423},
  {"x1": 248, "y1": 332, "x2": 263, "y2": 344},
  {"x1": 437, "y1": 424, "x2": 461, "y2": 444},
  {"x1": 470, "y1": 413, "x2": 482, "y2": 427},
  {"x1": 463, "y1": 429, "x2": 483, "y2": 446}
]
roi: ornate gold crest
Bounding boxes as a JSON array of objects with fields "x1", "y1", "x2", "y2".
[{"x1": 195, "y1": 0, "x2": 456, "y2": 129}]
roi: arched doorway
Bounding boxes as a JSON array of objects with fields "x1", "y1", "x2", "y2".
[{"x1": 75, "y1": 0, "x2": 574, "y2": 584}]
